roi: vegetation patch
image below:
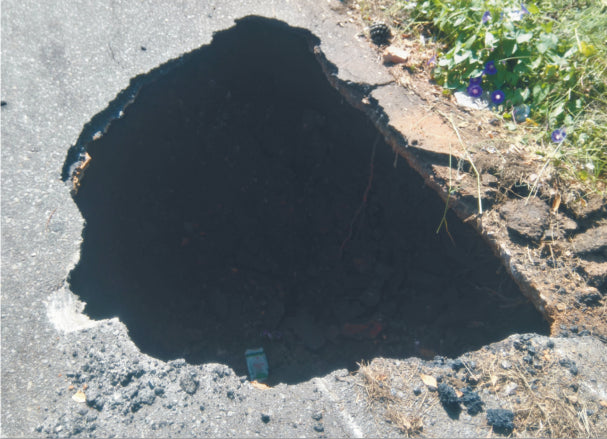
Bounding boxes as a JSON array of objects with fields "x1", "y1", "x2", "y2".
[{"x1": 351, "y1": 0, "x2": 607, "y2": 194}]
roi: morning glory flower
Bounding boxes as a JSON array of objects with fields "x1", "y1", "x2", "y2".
[
  {"x1": 482, "y1": 11, "x2": 491, "y2": 24},
  {"x1": 467, "y1": 84, "x2": 483, "y2": 98},
  {"x1": 551, "y1": 128, "x2": 566, "y2": 143},
  {"x1": 491, "y1": 90, "x2": 505, "y2": 104},
  {"x1": 520, "y1": 4, "x2": 530, "y2": 15},
  {"x1": 484, "y1": 61, "x2": 498, "y2": 75}
]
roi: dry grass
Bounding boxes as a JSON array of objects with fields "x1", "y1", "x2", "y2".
[
  {"x1": 356, "y1": 347, "x2": 604, "y2": 438},
  {"x1": 357, "y1": 360, "x2": 395, "y2": 403},
  {"x1": 357, "y1": 360, "x2": 433, "y2": 437},
  {"x1": 385, "y1": 406, "x2": 424, "y2": 437},
  {"x1": 476, "y1": 349, "x2": 601, "y2": 438}
]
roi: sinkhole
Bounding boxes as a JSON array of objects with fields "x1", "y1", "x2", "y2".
[{"x1": 65, "y1": 16, "x2": 549, "y2": 384}]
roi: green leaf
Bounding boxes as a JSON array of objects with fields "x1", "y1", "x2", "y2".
[
  {"x1": 485, "y1": 32, "x2": 496, "y2": 48},
  {"x1": 563, "y1": 46, "x2": 577, "y2": 59},
  {"x1": 527, "y1": 3, "x2": 540, "y2": 14},
  {"x1": 530, "y1": 56, "x2": 543, "y2": 70},
  {"x1": 453, "y1": 14, "x2": 466, "y2": 27},
  {"x1": 550, "y1": 102, "x2": 565, "y2": 120},
  {"x1": 463, "y1": 34, "x2": 477, "y2": 49},
  {"x1": 438, "y1": 57, "x2": 451, "y2": 67},
  {"x1": 453, "y1": 51, "x2": 470, "y2": 65},
  {"x1": 537, "y1": 33, "x2": 558, "y2": 54},
  {"x1": 502, "y1": 39, "x2": 518, "y2": 57},
  {"x1": 516, "y1": 32, "x2": 534, "y2": 44}
]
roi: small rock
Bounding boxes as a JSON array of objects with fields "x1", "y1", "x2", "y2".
[
  {"x1": 570, "y1": 325, "x2": 578, "y2": 334},
  {"x1": 500, "y1": 198, "x2": 550, "y2": 242},
  {"x1": 451, "y1": 359, "x2": 465, "y2": 371},
  {"x1": 500, "y1": 360, "x2": 512, "y2": 370},
  {"x1": 579, "y1": 260, "x2": 607, "y2": 290},
  {"x1": 313, "y1": 423, "x2": 325, "y2": 433},
  {"x1": 461, "y1": 388, "x2": 483, "y2": 416},
  {"x1": 486, "y1": 408, "x2": 514, "y2": 434},
  {"x1": 502, "y1": 382, "x2": 518, "y2": 396},
  {"x1": 454, "y1": 91, "x2": 489, "y2": 110},
  {"x1": 433, "y1": 356, "x2": 446, "y2": 366},
  {"x1": 413, "y1": 387, "x2": 422, "y2": 396},
  {"x1": 571, "y1": 224, "x2": 607, "y2": 256},
  {"x1": 311, "y1": 412, "x2": 323, "y2": 421},
  {"x1": 154, "y1": 386, "x2": 165, "y2": 396},
  {"x1": 556, "y1": 213, "x2": 578, "y2": 232},
  {"x1": 576, "y1": 289, "x2": 603, "y2": 307},
  {"x1": 559, "y1": 358, "x2": 579, "y2": 376},
  {"x1": 85, "y1": 390, "x2": 105, "y2": 411},
  {"x1": 169, "y1": 359, "x2": 187, "y2": 369},
  {"x1": 261, "y1": 414, "x2": 271, "y2": 424},
  {"x1": 438, "y1": 383, "x2": 461, "y2": 416},
  {"x1": 213, "y1": 365, "x2": 231, "y2": 379},
  {"x1": 383, "y1": 46, "x2": 410, "y2": 64},
  {"x1": 138, "y1": 387, "x2": 156, "y2": 405},
  {"x1": 179, "y1": 372, "x2": 199, "y2": 395}
]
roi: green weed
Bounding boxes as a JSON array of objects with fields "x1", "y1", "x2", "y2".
[{"x1": 360, "y1": 0, "x2": 607, "y2": 190}]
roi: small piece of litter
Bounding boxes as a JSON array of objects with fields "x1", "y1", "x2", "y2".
[{"x1": 72, "y1": 390, "x2": 86, "y2": 403}]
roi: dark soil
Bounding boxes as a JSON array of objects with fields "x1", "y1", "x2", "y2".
[{"x1": 67, "y1": 18, "x2": 548, "y2": 385}]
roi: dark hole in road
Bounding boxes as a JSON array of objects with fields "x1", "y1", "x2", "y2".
[{"x1": 66, "y1": 16, "x2": 548, "y2": 384}]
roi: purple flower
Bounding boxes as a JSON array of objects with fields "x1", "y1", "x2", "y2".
[
  {"x1": 491, "y1": 90, "x2": 505, "y2": 104},
  {"x1": 551, "y1": 128, "x2": 566, "y2": 143},
  {"x1": 467, "y1": 84, "x2": 483, "y2": 98},
  {"x1": 520, "y1": 4, "x2": 530, "y2": 15},
  {"x1": 484, "y1": 61, "x2": 498, "y2": 75},
  {"x1": 427, "y1": 54, "x2": 437, "y2": 66},
  {"x1": 469, "y1": 75, "x2": 483, "y2": 85},
  {"x1": 482, "y1": 11, "x2": 491, "y2": 24}
]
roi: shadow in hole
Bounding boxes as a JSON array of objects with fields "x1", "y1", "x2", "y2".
[{"x1": 67, "y1": 16, "x2": 549, "y2": 385}]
